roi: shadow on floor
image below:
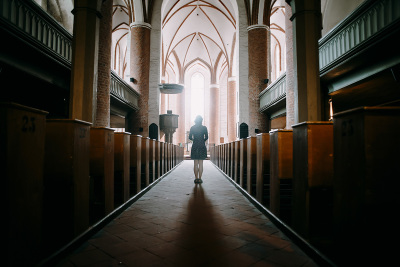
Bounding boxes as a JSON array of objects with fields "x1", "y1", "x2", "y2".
[{"x1": 173, "y1": 184, "x2": 228, "y2": 266}]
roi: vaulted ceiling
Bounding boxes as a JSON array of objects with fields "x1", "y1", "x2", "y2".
[
  {"x1": 161, "y1": 0, "x2": 236, "y2": 82},
  {"x1": 110, "y1": 0, "x2": 288, "y2": 84}
]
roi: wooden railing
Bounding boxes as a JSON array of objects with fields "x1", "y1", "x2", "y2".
[
  {"x1": 110, "y1": 70, "x2": 140, "y2": 110},
  {"x1": 0, "y1": 0, "x2": 73, "y2": 65},
  {"x1": 1, "y1": 0, "x2": 140, "y2": 110},
  {"x1": 319, "y1": 0, "x2": 400, "y2": 74},
  {"x1": 259, "y1": 72, "x2": 286, "y2": 113}
]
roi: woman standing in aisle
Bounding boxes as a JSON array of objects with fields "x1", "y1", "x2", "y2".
[{"x1": 189, "y1": 115, "x2": 208, "y2": 183}]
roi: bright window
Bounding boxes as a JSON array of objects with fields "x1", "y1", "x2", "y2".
[{"x1": 190, "y1": 72, "x2": 204, "y2": 123}]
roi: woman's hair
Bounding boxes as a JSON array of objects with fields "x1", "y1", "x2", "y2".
[{"x1": 194, "y1": 115, "x2": 203, "y2": 124}]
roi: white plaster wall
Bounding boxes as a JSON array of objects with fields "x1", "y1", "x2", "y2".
[
  {"x1": 237, "y1": 0, "x2": 249, "y2": 129},
  {"x1": 321, "y1": 0, "x2": 366, "y2": 37},
  {"x1": 149, "y1": 0, "x2": 162, "y2": 139},
  {"x1": 34, "y1": 0, "x2": 74, "y2": 33}
]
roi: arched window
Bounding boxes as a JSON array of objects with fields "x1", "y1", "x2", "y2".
[{"x1": 190, "y1": 72, "x2": 205, "y2": 123}]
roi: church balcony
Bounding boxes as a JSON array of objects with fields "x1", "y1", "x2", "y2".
[
  {"x1": 110, "y1": 70, "x2": 139, "y2": 111},
  {"x1": 319, "y1": 0, "x2": 400, "y2": 94},
  {"x1": 0, "y1": 0, "x2": 140, "y2": 117},
  {"x1": 259, "y1": 72, "x2": 286, "y2": 119},
  {"x1": 0, "y1": 0, "x2": 73, "y2": 68}
]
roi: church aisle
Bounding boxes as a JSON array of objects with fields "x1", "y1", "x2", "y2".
[{"x1": 56, "y1": 160, "x2": 317, "y2": 267}]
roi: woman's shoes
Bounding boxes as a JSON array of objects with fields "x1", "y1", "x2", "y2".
[{"x1": 194, "y1": 178, "x2": 203, "y2": 184}]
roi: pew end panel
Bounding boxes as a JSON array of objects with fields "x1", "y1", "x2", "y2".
[{"x1": 2, "y1": 102, "x2": 48, "y2": 265}]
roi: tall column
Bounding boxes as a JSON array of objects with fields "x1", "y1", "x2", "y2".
[
  {"x1": 94, "y1": 0, "x2": 113, "y2": 127},
  {"x1": 128, "y1": 22, "x2": 151, "y2": 136},
  {"x1": 285, "y1": 2, "x2": 295, "y2": 129},
  {"x1": 69, "y1": 0, "x2": 102, "y2": 123},
  {"x1": 247, "y1": 25, "x2": 270, "y2": 135},
  {"x1": 227, "y1": 76, "x2": 237, "y2": 142},
  {"x1": 160, "y1": 77, "x2": 166, "y2": 142},
  {"x1": 176, "y1": 88, "x2": 186, "y2": 145},
  {"x1": 289, "y1": 0, "x2": 322, "y2": 122},
  {"x1": 209, "y1": 84, "x2": 220, "y2": 146}
]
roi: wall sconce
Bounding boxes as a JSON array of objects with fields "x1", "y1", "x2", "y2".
[
  {"x1": 329, "y1": 99, "x2": 333, "y2": 121},
  {"x1": 263, "y1": 79, "x2": 269, "y2": 84}
]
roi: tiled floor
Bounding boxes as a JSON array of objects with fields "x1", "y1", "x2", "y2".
[{"x1": 55, "y1": 160, "x2": 318, "y2": 267}]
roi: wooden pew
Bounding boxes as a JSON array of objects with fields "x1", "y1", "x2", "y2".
[
  {"x1": 155, "y1": 140, "x2": 160, "y2": 179},
  {"x1": 114, "y1": 132, "x2": 131, "y2": 206},
  {"x1": 227, "y1": 142, "x2": 232, "y2": 177},
  {"x1": 170, "y1": 144, "x2": 173, "y2": 169},
  {"x1": 230, "y1": 141, "x2": 236, "y2": 179},
  {"x1": 211, "y1": 145, "x2": 215, "y2": 164},
  {"x1": 292, "y1": 122, "x2": 333, "y2": 243},
  {"x1": 149, "y1": 139, "x2": 155, "y2": 183},
  {"x1": 332, "y1": 107, "x2": 400, "y2": 264},
  {"x1": 256, "y1": 133, "x2": 270, "y2": 207},
  {"x1": 44, "y1": 119, "x2": 91, "y2": 253},
  {"x1": 165, "y1": 143, "x2": 170, "y2": 172},
  {"x1": 160, "y1": 141, "x2": 165, "y2": 176},
  {"x1": 129, "y1": 135, "x2": 142, "y2": 195},
  {"x1": 218, "y1": 145, "x2": 222, "y2": 169},
  {"x1": 269, "y1": 129, "x2": 293, "y2": 225},
  {"x1": 89, "y1": 127, "x2": 115, "y2": 222},
  {"x1": 234, "y1": 140, "x2": 240, "y2": 183},
  {"x1": 222, "y1": 144, "x2": 226, "y2": 173},
  {"x1": 141, "y1": 137, "x2": 150, "y2": 188},
  {"x1": 172, "y1": 144, "x2": 176, "y2": 168},
  {"x1": 225, "y1": 143, "x2": 229, "y2": 173},
  {"x1": 215, "y1": 145, "x2": 219, "y2": 168},
  {"x1": 246, "y1": 136, "x2": 257, "y2": 197},
  {"x1": 239, "y1": 138, "x2": 248, "y2": 189},
  {"x1": 1, "y1": 103, "x2": 47, "y2": 266}
]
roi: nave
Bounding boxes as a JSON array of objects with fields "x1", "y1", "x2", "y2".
[{"x1": 53, "y1": 160, "x2": 322, "y2": 267}]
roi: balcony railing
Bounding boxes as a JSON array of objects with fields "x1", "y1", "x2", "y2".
[
  {"x1": 319, "y1": 0, "x2": 400, "y2": 74},
  {"x1": 259, "y1": 73, "x2": 286, "y2": 113},
  {"x1": 0, "y1": 0, "x2": 73, "y2": 65},
  {"x1": 1, "y1": 0, "x2": 140, "y2": 111},
  {"x1": 110, "y1": 71, "x2": 139, "y2": 110}
]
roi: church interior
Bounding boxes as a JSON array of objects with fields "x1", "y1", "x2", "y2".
[{"x1": 2, "y1": 0, "x2": 400, "y2": 266}]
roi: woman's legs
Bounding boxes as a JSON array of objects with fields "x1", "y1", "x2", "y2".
[
  {"x1": 194, "y1": 160, "x2": 199, "y2": 179},
  {"x1": 198, "y1": 160, "x2": 204, "y2": 179}
]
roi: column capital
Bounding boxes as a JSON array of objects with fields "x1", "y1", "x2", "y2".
[
  {"x1": 130, "y1": 22, "x2": 152, "y2": 30},
  {"x1": 228, "y1": 76, "x2": 236, "y2": 82},
  {"x1": 247, "y1": 24, "x2": 270, "y2": 32},
  {"x1": 210, "y1": 84, "x2": 219, "y2": 88}
]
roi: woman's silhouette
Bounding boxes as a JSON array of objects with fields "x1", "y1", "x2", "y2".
[{"x1": 189, "y1": 115, "x2": 208, "y2": 183}]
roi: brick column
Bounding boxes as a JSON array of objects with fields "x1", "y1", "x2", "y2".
[
  {"x1": 69, "y1": 0, "x2": 102, "y2": 123},
  {"x1": 247, "y1": 25, "x2": 270, "y2": 135},
  {"x1": 128, "y1": 22, "x2": 151, "y2": 136},
  {"x1": 285, "y1": 2, "x2": 295, "y2": 129},
  {"x1": 289, "y1": 0, "x2": 322, "y2": 122},
  {"x1": 209, "y1": 84, "x2": 220, "y2": 146},
  {"x1": 227, "y1": 76, "x2": 237, "y2": 142},
  {"x1": 94, "y1": 0, "x2": 112, "y2": 127}
]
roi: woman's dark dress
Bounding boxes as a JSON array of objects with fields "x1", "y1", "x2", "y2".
[{"x1": 189, "y1": 124, "x2": 208, "y2": 160}]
